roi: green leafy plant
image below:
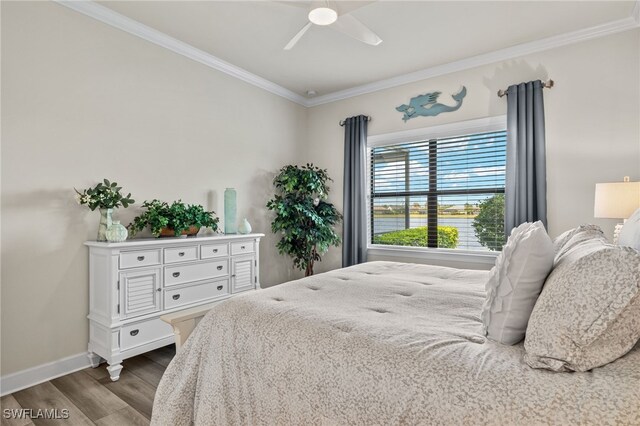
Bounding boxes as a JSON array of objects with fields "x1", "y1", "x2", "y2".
[
  {"x1": 472, "y1": 194, "x2": 506, "y2": 251},
  {"x1": 372, "y1": 226, "x2": 459, "y2": 248},
  {"x1": 128, "y1": 200, "x2": 219, "y2": 237},
  {"x1": 266, "y1": 164, "x2": 342, "y2": 276},
  {"x1": 75, "y1": 179, "x2": 134, "y2": 210}
]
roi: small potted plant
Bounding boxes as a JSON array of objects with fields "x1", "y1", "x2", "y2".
[
  {"x1": 75, "y1": 179, "x2": 135, "y2": 241},
  {"x1": 128, "y1": 200, "x2": 219, "y2": 238}
]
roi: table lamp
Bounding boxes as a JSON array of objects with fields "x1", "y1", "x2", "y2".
[{"x1": 594, "y1": 176, "x2": 640, "y2": 243}]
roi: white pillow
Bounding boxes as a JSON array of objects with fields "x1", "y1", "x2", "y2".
[
  {"x1": 481, "y1": 221, "x2": 555, "y2": 345},
  {"x1": 618, "y1": 208, "x2": 640, "y2": 250}
]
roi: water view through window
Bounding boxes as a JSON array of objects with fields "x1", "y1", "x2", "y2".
[{"x1": 370, "y1": 130, "x2": 507, "y2": 251}]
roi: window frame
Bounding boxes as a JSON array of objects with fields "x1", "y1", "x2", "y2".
[{"x1": 366, "y1": 116, "x2": 507, "y2": 266}]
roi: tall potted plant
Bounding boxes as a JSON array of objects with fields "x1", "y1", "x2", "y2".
[{"x1": 266, "y1": 164, "x2": 342, "y2": 276}]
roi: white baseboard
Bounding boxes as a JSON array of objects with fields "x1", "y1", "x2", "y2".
[{"x1": 0, "y1": 352, "x2": 92, "y2": 396}]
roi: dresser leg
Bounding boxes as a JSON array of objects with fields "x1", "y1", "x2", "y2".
[
  {"x1": 107, "y1": 363, "x2": 123, "y2": 381},
  {"x1": 87, "y1": 352, "x2": 102, "y2": 368}
]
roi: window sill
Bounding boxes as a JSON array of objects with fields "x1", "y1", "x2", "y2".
[{"x1": 367, "y1": 244, "x2": 499, "y2": 267}]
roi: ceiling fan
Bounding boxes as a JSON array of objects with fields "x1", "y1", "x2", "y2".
[{"x1": 282, "y1": 1, "x2": 382, "y2": 50}]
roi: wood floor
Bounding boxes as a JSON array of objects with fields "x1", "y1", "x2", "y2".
[{"x1": 1, "y1": 345, "x2": 175, "y2": 426}]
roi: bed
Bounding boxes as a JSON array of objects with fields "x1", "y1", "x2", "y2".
[{"x1": 151, "y1": 261, "x2": 640, "y2": 425}]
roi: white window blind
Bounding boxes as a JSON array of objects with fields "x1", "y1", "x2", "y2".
[{"x1": 370, "y1": 130, "x2": 507, "y2": 251}]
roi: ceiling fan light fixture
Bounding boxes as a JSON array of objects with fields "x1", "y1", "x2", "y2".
[{"x1": 308, "y1": 7, "x2": 337, "y2": 26}]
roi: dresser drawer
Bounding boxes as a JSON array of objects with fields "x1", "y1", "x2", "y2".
[
  {"x1": 120, "y1": 249, "x2": 162, "y2": 269},
  {"x1": 200, "y1": 243, "x2": 228, "y2": 259},
  {"x1": 230, "y1": 241, "x2": 254, "y2": 255},
  {"x1": 164, "y1": 246, "x2": 198, "y2": 264},
  {"x1": 164, "y1": 279, "x2": 230, "y2": 309},
  {"x1": 121, "y1": 318, "x2": 172, "y2": 351},
  {"x1": 164, "y1": 259, "x2": 228, "y2": 287}
]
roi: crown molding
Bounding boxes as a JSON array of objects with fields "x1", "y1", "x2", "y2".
[
  {"x1": 55, "y1": 0, "x2": 639, "y2": 109},
  {"x1": 306, "y1": 12, "x2": 640, "y2": 107},
  {"x1": 53, "y1": 0, "x2": 308, "y2": 106}
]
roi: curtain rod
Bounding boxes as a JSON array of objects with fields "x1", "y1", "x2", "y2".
[
  {"x1": 339, "y1": 116, "x2": 372, "y2": 127},
  {"x1": 497, "y1": 79, "x2": 554, "y2": 98}
]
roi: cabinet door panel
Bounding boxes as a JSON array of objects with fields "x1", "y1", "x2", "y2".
[
  {"x1": 231, "y1": 256, "x2": 255, "y2": 293},
  {"x1": 120, "y1": 268, "x2": 161, "y2": 318}
]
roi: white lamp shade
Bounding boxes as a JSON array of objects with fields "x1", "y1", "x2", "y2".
[{"x1": 594, "y1": 181, "x2": 640, "y2": 219}]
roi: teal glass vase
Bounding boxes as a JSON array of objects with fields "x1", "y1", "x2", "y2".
[{"x1": 224, "y1": 188, "x2": 237, "y2": 234}]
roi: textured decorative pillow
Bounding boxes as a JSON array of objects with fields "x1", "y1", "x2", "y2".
[
  {"x1": 619, "y1": 208, "x2": 640, "y2": 250},
  {"x1": 552, "y1": 228, "x2": 574, "y2": 254},
  {"x1": 481, "y1": 221, "x2": 555, "y2": 345},
  {"x1": 524, "y1": 239, "x2": 640, "y2": 372},
  {"x1": 553, "y1": 224, "x2": 605, "y2": 265}
]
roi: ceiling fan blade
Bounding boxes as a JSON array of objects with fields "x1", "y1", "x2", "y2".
[
  {"x1": 284, "y1": 22, "x2": 313, "y2": 50},
  {"x1": 331, "y1": 14, "x2": 382, "y2": 46}
]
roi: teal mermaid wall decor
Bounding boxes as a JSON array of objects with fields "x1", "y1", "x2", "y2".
[{"x1": 396, "y1": 86, "x2": 467, "y2": 122}]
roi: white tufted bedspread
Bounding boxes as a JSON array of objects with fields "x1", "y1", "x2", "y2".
[{"x1": 151, "y1": 261, "x2": 640, "y2": 425}]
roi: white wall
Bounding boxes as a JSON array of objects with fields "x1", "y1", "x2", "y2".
[
  {"x1": 1, "y1": 1, "x2": 307, "y2": 376},
  {"x1": 2, "y1": 1, "x2": 639, "y2": 380},
  {"x1": 305, "y1": 29, "x2": 640, "y2": 274}
]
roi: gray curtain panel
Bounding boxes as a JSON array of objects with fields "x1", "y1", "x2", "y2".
[
  {"x1": 342, "y1": 115, "x2": 369, "y2": 267},
  {"x1": 505, "y1": 80, "x2": 547, "y2": 235}
]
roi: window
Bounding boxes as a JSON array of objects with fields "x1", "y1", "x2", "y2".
[{"x1": 369, "y1": 124, "x2": 506, "y2": 252}]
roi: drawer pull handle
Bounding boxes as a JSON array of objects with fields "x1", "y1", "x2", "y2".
[
  {"x1": 130, "y1": 329, "x2": 139, "y2": 336},
  {"x1": 212, "y1": 249, "x2": 218, "y2": 253},
  {"x1": 172, "y1": 272, "x2": 181, "y2": 278},
  {"x1": 172, "y1": 294, "x2": 181, "y2": 300},
  {"x1": 178, "y1": 252, "x2": 185, "y2": 257},
  {"x1": 217, "y1": 285, "x2": 223, "y2": 291},
  {"x1": 217, "y1": 265, "x2": 223, "y2": 271},
  {"x1": 137, "y1": 256, "x2": 145, "y2": 261},
  {"x1": 241, "y1": 246, "x2": 246, "y2": 249},
  {"x1": 157, "y1": 288, "x2": 162, "y2": 292}
]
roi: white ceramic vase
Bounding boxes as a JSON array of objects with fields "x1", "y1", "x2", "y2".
[
  {"x1": 238, "y1": 218, "x2": 252, "y2": 234},
  {"x1": 106, "y1": 221, "x2": 128, "y2": 242}
]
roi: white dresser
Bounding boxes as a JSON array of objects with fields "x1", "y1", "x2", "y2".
[{"x1": 85, "y1": 233, "x2": 264, "y2": 381}]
